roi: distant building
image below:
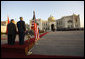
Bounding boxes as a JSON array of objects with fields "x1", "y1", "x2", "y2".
[
  {"x1": 30, "y1": 14, "x2": 80, "y2": 31},
  {"x1": 30, "y1": 15, "x2": 56, "y2": 31},
  {"x1": 48, "y1": 15, "x2": 56, "y2": 31},
  {"x1": 1, "y1": 21, "x2": 8, "y2": 33},
  {"x1": 25, "y1": 24, "x2": 30, "y2": 30},
  {"x1": 56, "y1": 14, "x2": 80, "y2": 29}
]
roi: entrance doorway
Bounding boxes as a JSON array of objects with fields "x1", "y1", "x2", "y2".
[{"x1": 51, "y1": 24, "x2": 55, "y2": 31}]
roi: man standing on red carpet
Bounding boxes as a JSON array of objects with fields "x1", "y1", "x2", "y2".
[
  {"x1": 7, "y1": 19, "x2": 17, "y2": 45},
  {"x1": 17, "y1": 17, "x2": 26, "y2": 45}
]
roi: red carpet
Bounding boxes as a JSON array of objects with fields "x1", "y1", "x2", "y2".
[
  {"x1": 1, "y1": 32, "x2": 48, "y2": 47},
  {"x1": 1, "y1": 32, "x2": 50, "y2": 58},
  {"x1": 1, "y1": 50, "x2": 83, "y2": 58},
  {"x1": 1, "y1": 32, "x2": 83, "y2": 58}
]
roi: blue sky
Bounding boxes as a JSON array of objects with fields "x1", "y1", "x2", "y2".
[{"x1": 1, "y1": 1, "x2": 84, "y2": 27}]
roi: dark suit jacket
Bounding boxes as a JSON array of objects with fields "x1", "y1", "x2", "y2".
[
  {"x1": 17, "y1": 20, "x2": 26, "y2": 33},
  {"x1": 7, "y1": 22, "x2": 17, "y2": 35}
]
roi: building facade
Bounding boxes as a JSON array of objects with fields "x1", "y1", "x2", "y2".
[
  {"x1": 1, "y1": 21, "x2": 8, "y2": 33},
  {"x1": 56, "y1": 14, "x2": 80, "y2": 29},
  {"x1": 30, "y1": 15, "x2": 56, "y2": 31},
  {"x1": 30, "y1": 14, "x2": 80, "y2": 31}
]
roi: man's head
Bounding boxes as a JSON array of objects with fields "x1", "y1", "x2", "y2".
[
  {"x1": 20, "y1": 17, "x2": 23, "y2": 21},
  {"x1": 11, "y1": 19, "x2": 15, "y2": 23}
]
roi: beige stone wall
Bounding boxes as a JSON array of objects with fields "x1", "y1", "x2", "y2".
[
  {"x1": 1, "y1": 26, "x2": 7, "y2": 33},
  {"x1": 56, "y1": 14, "x2": 80, "y2": 29},
  {"x1": 73, "y1": 14, "x2": 80, "y2": 28},
  {"x1": 42, "y1": 20, "x2": 48, "y2": 30}
]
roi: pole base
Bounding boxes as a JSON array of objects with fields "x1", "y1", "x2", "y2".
[{"x1": 27, "y1": 51, "x2": 32, "y2": 55}]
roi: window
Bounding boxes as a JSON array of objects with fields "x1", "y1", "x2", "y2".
[
  {"x1": 68, "y1": 25, "x2": 70, "y2": 28},
  {"x1": 1, "y1": 22, "x2": 6, "y2": 26},
  {"x1": 75, "y1": 19, "x2": 77, "y2": 23},
  {"x1": 68, "y1": 20, "x2": 73, "y2": 23},
  {"x1": 59, "y1": 22, "x2": 60, "y2": 25},
  {"x1": 71, "y1": 25, "x2": 73, "y2": 28},
  {"x1": 61, "y1": 21, "x2": 62, "y2": 25},
  {"x1": 57, "y1": 22, "x2": 58, "y2": 26},
  {"x1": 46, "y1": 23, "x2": 47, "y2": 26}
]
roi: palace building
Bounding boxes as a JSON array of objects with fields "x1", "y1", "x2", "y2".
[
  {"x1": 56, "y1": 14, "x2": 80, "y2": 29},
  {"x1": 30, "y1": 15, "x2": 56, "y2": 31},
  {"x1": 30, "y1": 13, "x2": 80, "y2": 31}
]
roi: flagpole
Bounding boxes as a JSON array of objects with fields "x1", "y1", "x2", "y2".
[
  {"x1": 6, "y1": 16, "x2": 9, "y2": 34},
  {"x1": 27, "y1": 10, "x2": 40, "y2": 55},
  {"x1": 27, "y1": 10, "x2": 36, "y2": 55},
  {"x1": 33, "y1": 10, "x2": 37, "y2": 42}
]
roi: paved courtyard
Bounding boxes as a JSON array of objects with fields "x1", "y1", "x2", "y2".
[
  {"x1": 1, "y1": 31, "x2": 84, "y2": 57},
  {"x1": 31, "y1": 31, "x2": 84, "y2": 57}
]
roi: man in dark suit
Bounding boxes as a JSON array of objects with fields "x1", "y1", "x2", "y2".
[
  {"x1": 7, "y1": 19, "x2": 16, "y2": 45},
  {"x1": 17, "y1": 17, "x2": 26, "y2": 45}
]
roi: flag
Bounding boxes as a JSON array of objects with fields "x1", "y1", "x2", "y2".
[
  {"x1": 6, "y1": 16, "x2": 9, "y2": 33},
  {"x1": 31, "y1": 20, "x2": 34, "y2": 30},
  {"x1": 34, "y1": 23, "x2": 39, "y2": 41},
  {"x1": 7, "y1": 16, "x2": 10, "y2": 24},
  {"x1": 32, "y1": 10, "x2": 39, "y2": 41}
]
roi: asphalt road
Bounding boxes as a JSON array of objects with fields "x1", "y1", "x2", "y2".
[{"x1": 31, "y1": 31, "x2": 84, "y2": 57}]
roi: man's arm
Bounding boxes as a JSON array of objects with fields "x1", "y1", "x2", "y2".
[
  {"x1": 14, "y1": 24, "x2": 17, "y2": 33},
  {"x1": 17, "y1": 22, "x2": 18, "y2": 28},
  {"x1": 23, "y1": 21, "x2": 26, "y2": 31}
]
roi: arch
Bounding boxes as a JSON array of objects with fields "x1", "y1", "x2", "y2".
[{"x1": 51, "y1": 24, "x2": 55, "y2": 31}]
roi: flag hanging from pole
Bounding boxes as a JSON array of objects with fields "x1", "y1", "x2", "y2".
[
  {"x1": 32, "y1": 10, "x2": 39, "y2": 41},
  {"x1": 7, "y1": 16, "x2": 9, "y2": 24},
  {"x1": 6, "y1": 16, "x2": 9, "y2": 33},
  {"x1": 34, "y1": 23, "x2": 39, "y2": 40}
]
